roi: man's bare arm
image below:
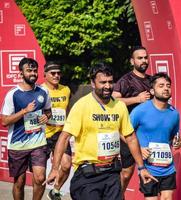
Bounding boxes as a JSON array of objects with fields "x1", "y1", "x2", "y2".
[
  {"x1": 1, "y1": 100, "x2": 36, "y2": 127},
  {"x1": 125, "y1": 132, "x2": 143, "y2": 167},
  {"x1": 125, "y1": 132, "x2": 158, "y2": 183},
  {"x1": 112, "y1": 91, "x2": 150, "y2": 106},
  {"x1": 44, "y1": 131, "x2": 72, "y2": 185},
  {"x1": 52, "y1": 131, "x2": 71, "y2": 170}
]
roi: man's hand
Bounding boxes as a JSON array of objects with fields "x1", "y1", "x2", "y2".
[
  {"x1": 43, "y1": 168, "x2": 59, "y2": 186},
  {"x1": 38, "y1": 114, "x2": 48, "y2": 125},
  {"x1": 140, "y1": 169, "x2": 158, "y2": 184},
  {"x1": 137, "y1": 91, "x2": 150, "y2": 103},
  {"x1": 24, "y1": 100, "x2": 36, "y2": 113},
  {"x1": 23, "y1": 100, "x2": 36, "y2": 115},
  {"x1": 172, "y1": 135, "x2": 181, "y2": 149},
  {"x1": 141, "y1": 147, "x2": 152, "y2": 160}
]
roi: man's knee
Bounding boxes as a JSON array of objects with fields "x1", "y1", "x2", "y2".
[
  {"x1": 33, "y1": 173, "x2": 46, "y2": 185},
  {"x1": 32, "y1": 167, "x2": 46, "y2": 185},
  {"x1": 14, "y1": 174, "x2": 26, "y2": 188},
  {"x1": 161, "y1": 190, "x2": 173, "y2": 200}
]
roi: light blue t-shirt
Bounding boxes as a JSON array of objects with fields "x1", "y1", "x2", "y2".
[{"x1": 130, "y1": 100, "x2": 179, "y2": 176}]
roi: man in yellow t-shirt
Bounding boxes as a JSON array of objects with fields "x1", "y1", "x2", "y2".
[
  {"x1": 42, "y1": 61, "x2": 71, "y2": 200},
  {"x1": 45, "y1": 63, "x2": 157, "y2": 200}
]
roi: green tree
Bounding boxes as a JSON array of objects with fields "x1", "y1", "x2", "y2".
[{"x1": 16, "y1": 0, "x2": 140, "y2": 84}]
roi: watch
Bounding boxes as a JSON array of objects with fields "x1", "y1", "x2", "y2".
[{"x1": 138, "y1": 166, "x2": 146, "y2": 171}]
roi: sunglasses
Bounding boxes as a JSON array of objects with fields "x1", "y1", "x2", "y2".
[{"x1": 49, "y1": 71, "x2": 61, "y2": 76}]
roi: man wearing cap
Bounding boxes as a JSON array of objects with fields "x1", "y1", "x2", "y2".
[{"x1": 42, "y1": 61, "x2": 71, "y2": 200}]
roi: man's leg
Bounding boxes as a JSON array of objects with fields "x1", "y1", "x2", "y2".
[
  {"x1": 13, "y1": 173, "x2": 26, "y2": 200},
  {"x1": 30, "y1": 145, "x2": 47, "y2": 200},
  {"x1": 120, "y1": 139, "x2": 135, "y2": 199},
  {"x1": 160, "y1": 190, "x2": 174, "y2": 200},
  {"x1": 120, "y1": 164, "x2": 135, "y2": 194},
  {"x1": 56, "y1": 153, "x2": 72, "y2": 190},
  {"x1": 48, "y1": 146, "x2": 72, "y2": 200},
  {"x1": 159, "y1": 172, "x2": 176, "y2": 200},
  {"x1": 32, "y1": 165, "x2": 46, "y2": 200},
  {"x1": 8, "y1": 149, "x2": 29, "y2": 200}
]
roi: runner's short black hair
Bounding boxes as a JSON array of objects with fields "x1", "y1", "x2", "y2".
[
  {"x1": 89, "y1": 63, "x2": 113, "y2": 81},
  {"x1": 151, "y1": 72, "x2": 171, "y2": 88},
  {"x1": 19, "y1": 57, "x2": 38, "y2": 71},
  {"x1": 130, "y1": 46, "x2": 147, "y2": 58}
]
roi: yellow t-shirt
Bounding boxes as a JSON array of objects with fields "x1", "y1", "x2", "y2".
[
  {"x1": 63, "y1": 92, "x2": 134, "y2": 170},
  {"x1": 42, "y1": 83, "x2": 70, "y2": 138}
]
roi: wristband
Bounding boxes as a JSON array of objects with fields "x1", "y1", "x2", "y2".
[
  {"x1": 138, "y1": 166, "x2": 146, "y2": 171},
  {"x1": 22, "y1": 109, "x2": 27, "y2": 115}
]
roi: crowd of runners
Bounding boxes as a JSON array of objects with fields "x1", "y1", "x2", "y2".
[{"x1": 1, "y1": 46, "x2": 180, "y2": 200}]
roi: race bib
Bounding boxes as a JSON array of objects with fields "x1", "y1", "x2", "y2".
[
  {"x1": 47, "y1": 108, "x2": 66, "y2": 126},
  {"x1": 148, "y1": 142, "x2": 173, "y2": 167},
  {"x1": 97, "y1": 132, "x2": 120, "y2": 161},
  {"x1": 24, "y1": 110, "x2": 42, "y2": 133}
]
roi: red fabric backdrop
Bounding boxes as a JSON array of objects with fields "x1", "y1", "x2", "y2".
[
  {"x1": 126, "y1": 1, "x2": 181, "y2": 199},
  {"x1": 0, "y1": 0, "x2": 45, "y2": 185}
]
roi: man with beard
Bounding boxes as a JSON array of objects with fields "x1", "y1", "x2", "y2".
[
  {"x1": 1, "y1": 57, "x2": 51, "y2": 200},
  {"x1": 44, "y1": 63, "x2": 157, "y2": 200},
  {"x1": 112, "y1": 46, "x2": 152, "y2": 198},
  {"x1": 130, "y1": 73, "x2": 180, "y2": 199}
]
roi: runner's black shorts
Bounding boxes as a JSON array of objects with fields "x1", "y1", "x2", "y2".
[
  {"x1": 120, "y1": 139, "x2": 135, "y2": 168},
  {"x1": 70, "y1": 166, "x2": 122, "y2": 200},
  {"x1": 46, "y1": 131, "x2": 72, "y2": 158},
  {"x1": 139, "y1": 172, "x2": 176, "y2": 197}
]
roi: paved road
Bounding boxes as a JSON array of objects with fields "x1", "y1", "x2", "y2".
[{"x1": 0, "y1": 181, "x2": 71, "y2": 200}]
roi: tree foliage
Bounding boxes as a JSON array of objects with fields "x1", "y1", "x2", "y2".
[{"x1": 16, "y1": 0, "x2": 140, "y2": 84}]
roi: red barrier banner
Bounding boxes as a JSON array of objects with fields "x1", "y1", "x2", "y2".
[
  {"x1": 0, "y1": 0, "x2": 45, "y2": 185},
  {"x1": 128, "y1": 1, "x2": 181, "y2": 199}
]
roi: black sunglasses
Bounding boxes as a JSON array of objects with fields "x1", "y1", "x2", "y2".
[{"x1": 50, "y1": 71, "x2": 61, "y2": 76}]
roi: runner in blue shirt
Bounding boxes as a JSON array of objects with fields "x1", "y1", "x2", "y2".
[
  {"x1": 130, "y1": 72, "x2": 180, "y2": 200},
  {"x1": 1, "y1": 58, "x2": 52, "y2": 200}
]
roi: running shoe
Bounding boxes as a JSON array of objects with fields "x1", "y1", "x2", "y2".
[{"x1": 47, "y1": 189, "x2": 62, "y2": 200}]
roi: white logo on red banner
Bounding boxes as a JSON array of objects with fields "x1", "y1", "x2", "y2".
[
  {"x1": 14, "y1": 24, "x2": 26, "y2": 36},
  {"x1": 0, "y1": 50, "x2": 36, "y2": 86},
  {"x1": 144, "y1": 21, "x2": 154, "y2": 41},
  {"x1": 150, "y1": 1, "x2": 159, "y2": 14},
  {"x1": 149, "y1": 54, "x2": 176, "y2": 106},
  {"x1": 4, "y1": 2, "x2": 10, "y2": 9},
  {"x1": 167, "y1": 20, "x2": 173, "y2": 30},
  {"x1": 0, "y1": 136, "x2": 8, "y2": 163}
]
